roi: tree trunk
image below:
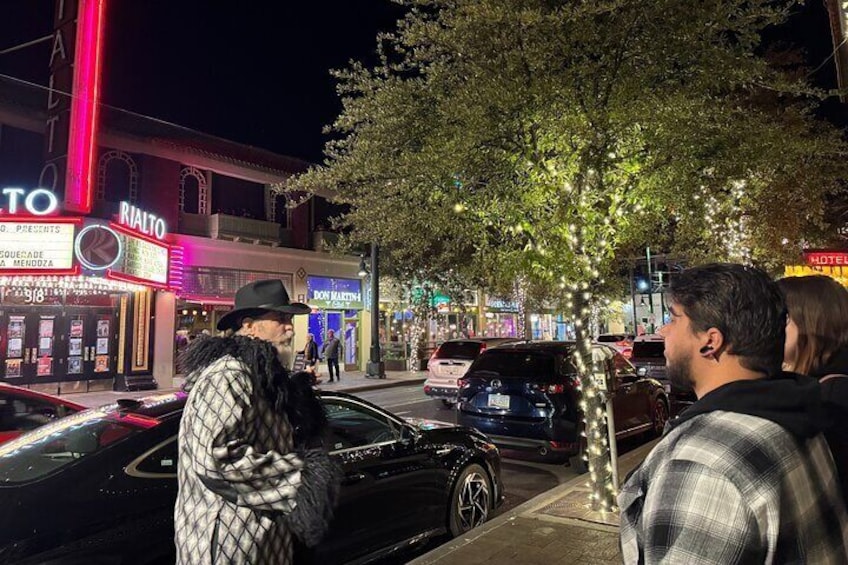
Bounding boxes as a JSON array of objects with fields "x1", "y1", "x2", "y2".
[{"x1": 572, "y1": 289, "x2": 617, "y2": 512}]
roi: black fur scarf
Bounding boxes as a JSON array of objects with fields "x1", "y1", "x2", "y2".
[{"x1": 180, "y1": 334, "x2": 327, "y2": 448}]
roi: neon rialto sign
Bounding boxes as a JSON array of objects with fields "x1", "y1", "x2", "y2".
[
  {"x1": 0, "y1": 188, "x2": 60, "y2": 216},
  {"x1": 118, "y1": 201, "x2": 167, "y2": 240}
]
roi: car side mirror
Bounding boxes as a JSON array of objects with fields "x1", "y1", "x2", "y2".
[{"x1": 400, "y1": 424, "x2": 418, "y2": 445}]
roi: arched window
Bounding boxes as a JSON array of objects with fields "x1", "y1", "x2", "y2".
[
  {"x1": 97, "y1": 150, "x2": 138, "y2": 204},
  {"x1": 179, "y1": 166, "x2": 208, "y2": 215}
]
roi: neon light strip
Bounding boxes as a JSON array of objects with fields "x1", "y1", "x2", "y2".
[
  {"x1": 0, "y1": 265, "x2": 80, "y2": 277},
  {"x1": 64, "y1": 0, "x2": 106, "y2": 214},
  {"x1": 175, "y1": 294, "x2": 235, "y2": 305},
  {"x1": 168, "y1": 245, "x2": 184, "y2": 291},
  {"x1": 106, "y1": 269, "x2": 170, "y2": 289},
  {"x1": 0, "y1": 217, "x2": 83, "y2": 225}
]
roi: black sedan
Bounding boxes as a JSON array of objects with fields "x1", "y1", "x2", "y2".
[{"x1": 0, "y1": 391, "x2": 503, "y2": 565}]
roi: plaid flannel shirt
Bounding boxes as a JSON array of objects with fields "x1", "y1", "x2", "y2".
[{"x1": 619, "y1": 410, "x2": 848, "y2": 564}]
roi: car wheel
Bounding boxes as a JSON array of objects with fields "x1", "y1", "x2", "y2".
[
  {"x1": 651, "y1": 397, "x2": 669, "y2": 437},
  {"x1": 448, "y1": 463, "x2": 492, "y2": 537}
]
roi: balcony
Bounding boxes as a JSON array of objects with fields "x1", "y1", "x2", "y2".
[
  {"x1": 312, "y1": 230, "x2": 341, "y2": 251},
  {"x1": 179, "y1": 213, "x2": 292, "y2": 246}
]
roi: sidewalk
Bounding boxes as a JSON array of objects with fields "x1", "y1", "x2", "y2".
[
  {"x1": 62, "y1": 369, "x2": 427, "y2": 407},
  {"x1": 410, "y1": 439, "x2": 658, "y2": 565}
]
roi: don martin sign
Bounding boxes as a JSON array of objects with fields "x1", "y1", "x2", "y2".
[
  {"x1": 0, "y1": 221, "x2": 75, "y2": 270},
  {"x1": 307, "y1": 276, "x2": 363, "y2": 309}
]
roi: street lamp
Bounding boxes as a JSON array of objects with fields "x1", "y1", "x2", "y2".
[{"x1": 359, "y1": 242, "x2": 385, "y2": 379}]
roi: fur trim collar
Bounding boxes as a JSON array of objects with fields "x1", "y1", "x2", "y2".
[{"x1": 180, "y1": 334, "x2": 326, "y2": 447}]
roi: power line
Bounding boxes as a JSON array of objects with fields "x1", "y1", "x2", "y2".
[{"x1": 0, "y1": 35, "x2": 52, "y2": 56}]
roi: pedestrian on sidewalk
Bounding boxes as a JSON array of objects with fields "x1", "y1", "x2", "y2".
[
  {"x1": 321, "y1": 329, "x2": 343, "y2": 382},
  {"x1": 304, "y1": 333, "x2": 320, "y2": 368},
  {"x1": 175, "y1": 279, "x2": 339, "y2": 564},
  {"x1": 777, "y1": 275, "x2": 848, "y2": 508},
  {"x1": 619, "y1": 263, "x2": 848, "y2": 564}
]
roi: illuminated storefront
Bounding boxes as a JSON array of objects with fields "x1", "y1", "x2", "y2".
[
  {"x1": 307, "y1": 276, "x2": 363, "y2": 372},
  {"x1": 0, "y1": 192, "x2": 176, "y2": 391},
  {"x1": 482, "y1": 296, "x2": 519, "y2": 337},
  {"x1": 784, "y1": 250, "x2": 848, "y2": 286}
]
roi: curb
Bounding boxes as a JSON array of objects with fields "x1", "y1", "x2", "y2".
[{"x1": 409, "y1": 438, "x2": 658, "y2": 564}]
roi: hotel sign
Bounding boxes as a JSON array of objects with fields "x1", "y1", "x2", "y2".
[{"x1": 803, "y1": 251, "x2": 848, "y2": 266}]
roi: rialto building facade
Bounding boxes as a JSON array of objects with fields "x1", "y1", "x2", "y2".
[{"x1": 0, "y1": 0, "x2": 364, "y2": 391}]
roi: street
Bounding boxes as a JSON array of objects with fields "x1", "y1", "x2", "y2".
[{"x1": 355, "y1": 385, "x2": 578, "y2": 516}]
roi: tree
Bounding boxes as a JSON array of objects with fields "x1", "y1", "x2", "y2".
[{"x1": 290, "y1": 0, "x2": 848, "y2": 510}]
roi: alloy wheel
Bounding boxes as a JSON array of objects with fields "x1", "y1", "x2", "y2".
[{"x1": 456, "y1": 469, "x2": 490, "y2": 532}]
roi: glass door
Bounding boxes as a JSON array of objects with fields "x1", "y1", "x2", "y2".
[{"x1": 343, "y1": 314, "x2": 359, "y2": 371}]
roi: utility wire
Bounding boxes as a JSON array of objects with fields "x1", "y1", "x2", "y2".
[{"x1": 0, "y1": 35, "x2": 52, "y2": 56}]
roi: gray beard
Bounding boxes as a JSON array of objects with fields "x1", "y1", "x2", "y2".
[{"x1": 276, "y1": 331, "x2": 295, "y2": 369}]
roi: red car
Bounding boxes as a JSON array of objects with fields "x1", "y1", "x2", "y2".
[{"x1": 0, "y1": 383, "x2": 85, "y2": 444}]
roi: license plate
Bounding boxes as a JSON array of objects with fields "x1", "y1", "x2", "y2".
[
  {"x1": 488, "y1": 393, "x2": 510, "y2": 409},
  {"x1": 446, "y1": 366, "x2": 466, "y2": 376}
]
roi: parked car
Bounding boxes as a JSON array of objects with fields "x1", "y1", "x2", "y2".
[
  {"x1": 0, "y1": 383, "x2": 85, "y2": 444},
  {"x1": 0, "y1": 391, "x2": 503, "y2": 565},
  {"x1": 628, "y1": 335, "x2": 696, "y2": 416},
  {"x1": 596, "y1": 333, "x2": 634, "y2": 358},
  {"x1": 424, "y1": 337, "x2": 520, "y2": 406},
  {"x1": 456, "y1": 341, "x2": 669, "y2": 469}
]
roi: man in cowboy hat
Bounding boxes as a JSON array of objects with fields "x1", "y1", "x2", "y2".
[{"x1": 175, "y1": 279, "x2": 338, "y2": 565}]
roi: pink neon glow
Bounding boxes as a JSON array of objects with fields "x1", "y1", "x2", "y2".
[
  {"x1": 168, "y1": 245, "x2": 185, "y2": 291},
  {"x1": 64, "y1": 0, "x2": 106, "y2": 214},
  {"x1": 0, "y1": 265, "x2": 80, "y2": 277},
  {"x1": 0, "y1": 217, "x2": 83, "y2": 275}
]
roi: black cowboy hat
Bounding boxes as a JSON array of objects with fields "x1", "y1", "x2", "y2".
[{"x1": 216, "y1": 279, "x2": 311, "y2": 331}]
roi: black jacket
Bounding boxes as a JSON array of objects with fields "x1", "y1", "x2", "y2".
[{"x1": 810, "y1": 348, "x2": 848, "y2": 508}]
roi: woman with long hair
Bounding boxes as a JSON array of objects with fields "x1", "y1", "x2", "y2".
[{"x1": 777, "y1": 275, "x2": 848, "y2": 505}]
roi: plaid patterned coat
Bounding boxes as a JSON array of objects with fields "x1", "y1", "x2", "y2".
[
  {"x1": 175, "y1": 336, "x2": 335, "y2": 564},
  {"x1": 619, "y1": 410, "x2": 848, "y2": 564}
]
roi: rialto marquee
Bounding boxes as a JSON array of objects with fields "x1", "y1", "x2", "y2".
[{"x1": 0, "y1": 187, "x2": 182, "y2": 290}]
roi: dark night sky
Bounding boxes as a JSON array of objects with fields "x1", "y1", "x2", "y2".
[
  {"x1": 0, "y1": 0, "x2": 405, "y2": 162},
  {"x1": 0, "y1": 0, "x2": 839, "y2": 163}
]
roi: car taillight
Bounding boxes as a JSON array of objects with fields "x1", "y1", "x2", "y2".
[
  {"x1": 478, "y1": 342, "x2": 487, "y2": 355},
  {"x1": 531, "y1": 383, "x2": 566, "y2": 394},
  {"x1": 622, "y1": 347, "x2": 633, "y2": 359},
  {"x1": 457, "y1": 378, "x2": 469, "y2": 388}
]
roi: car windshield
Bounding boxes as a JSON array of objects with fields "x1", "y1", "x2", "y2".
[
  {"x1": 0, "y1": 409, "x2": 145, "y2": 484},
  {"x1": 632, "y1": 341, "x2": 665, "y2": 358},
  {"x1": 468, "y1": 350, "x2": 575, "y2": 379},
  {"x1": 435, "y1": 341, "x2": 482, "y2": 360}
]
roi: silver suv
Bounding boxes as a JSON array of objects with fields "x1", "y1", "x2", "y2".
[{"x1": 424, "y1": 337, "x2": 520, "y2": 406}]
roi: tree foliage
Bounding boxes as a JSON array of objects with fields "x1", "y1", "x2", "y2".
[{"x1": 289, "y1": 0, "x2": 848, "y2": 508}]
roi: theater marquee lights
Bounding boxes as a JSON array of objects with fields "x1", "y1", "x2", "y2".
[{"x1": 0, "y1": 187, "x2": 178, "y2": 289}]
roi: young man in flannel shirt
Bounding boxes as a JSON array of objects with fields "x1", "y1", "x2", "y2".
[{"x1": 619, "y1": 263, "x2": 848, "y2": 564}]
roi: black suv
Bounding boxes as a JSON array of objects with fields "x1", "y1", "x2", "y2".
[{"x1": 456, "y1": 342, "x2": 669, "y2": 465}]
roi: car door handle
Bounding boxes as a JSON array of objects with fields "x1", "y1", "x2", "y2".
[{"x1": 342, "y1": 472, "x2": 366, "y2": 486}]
